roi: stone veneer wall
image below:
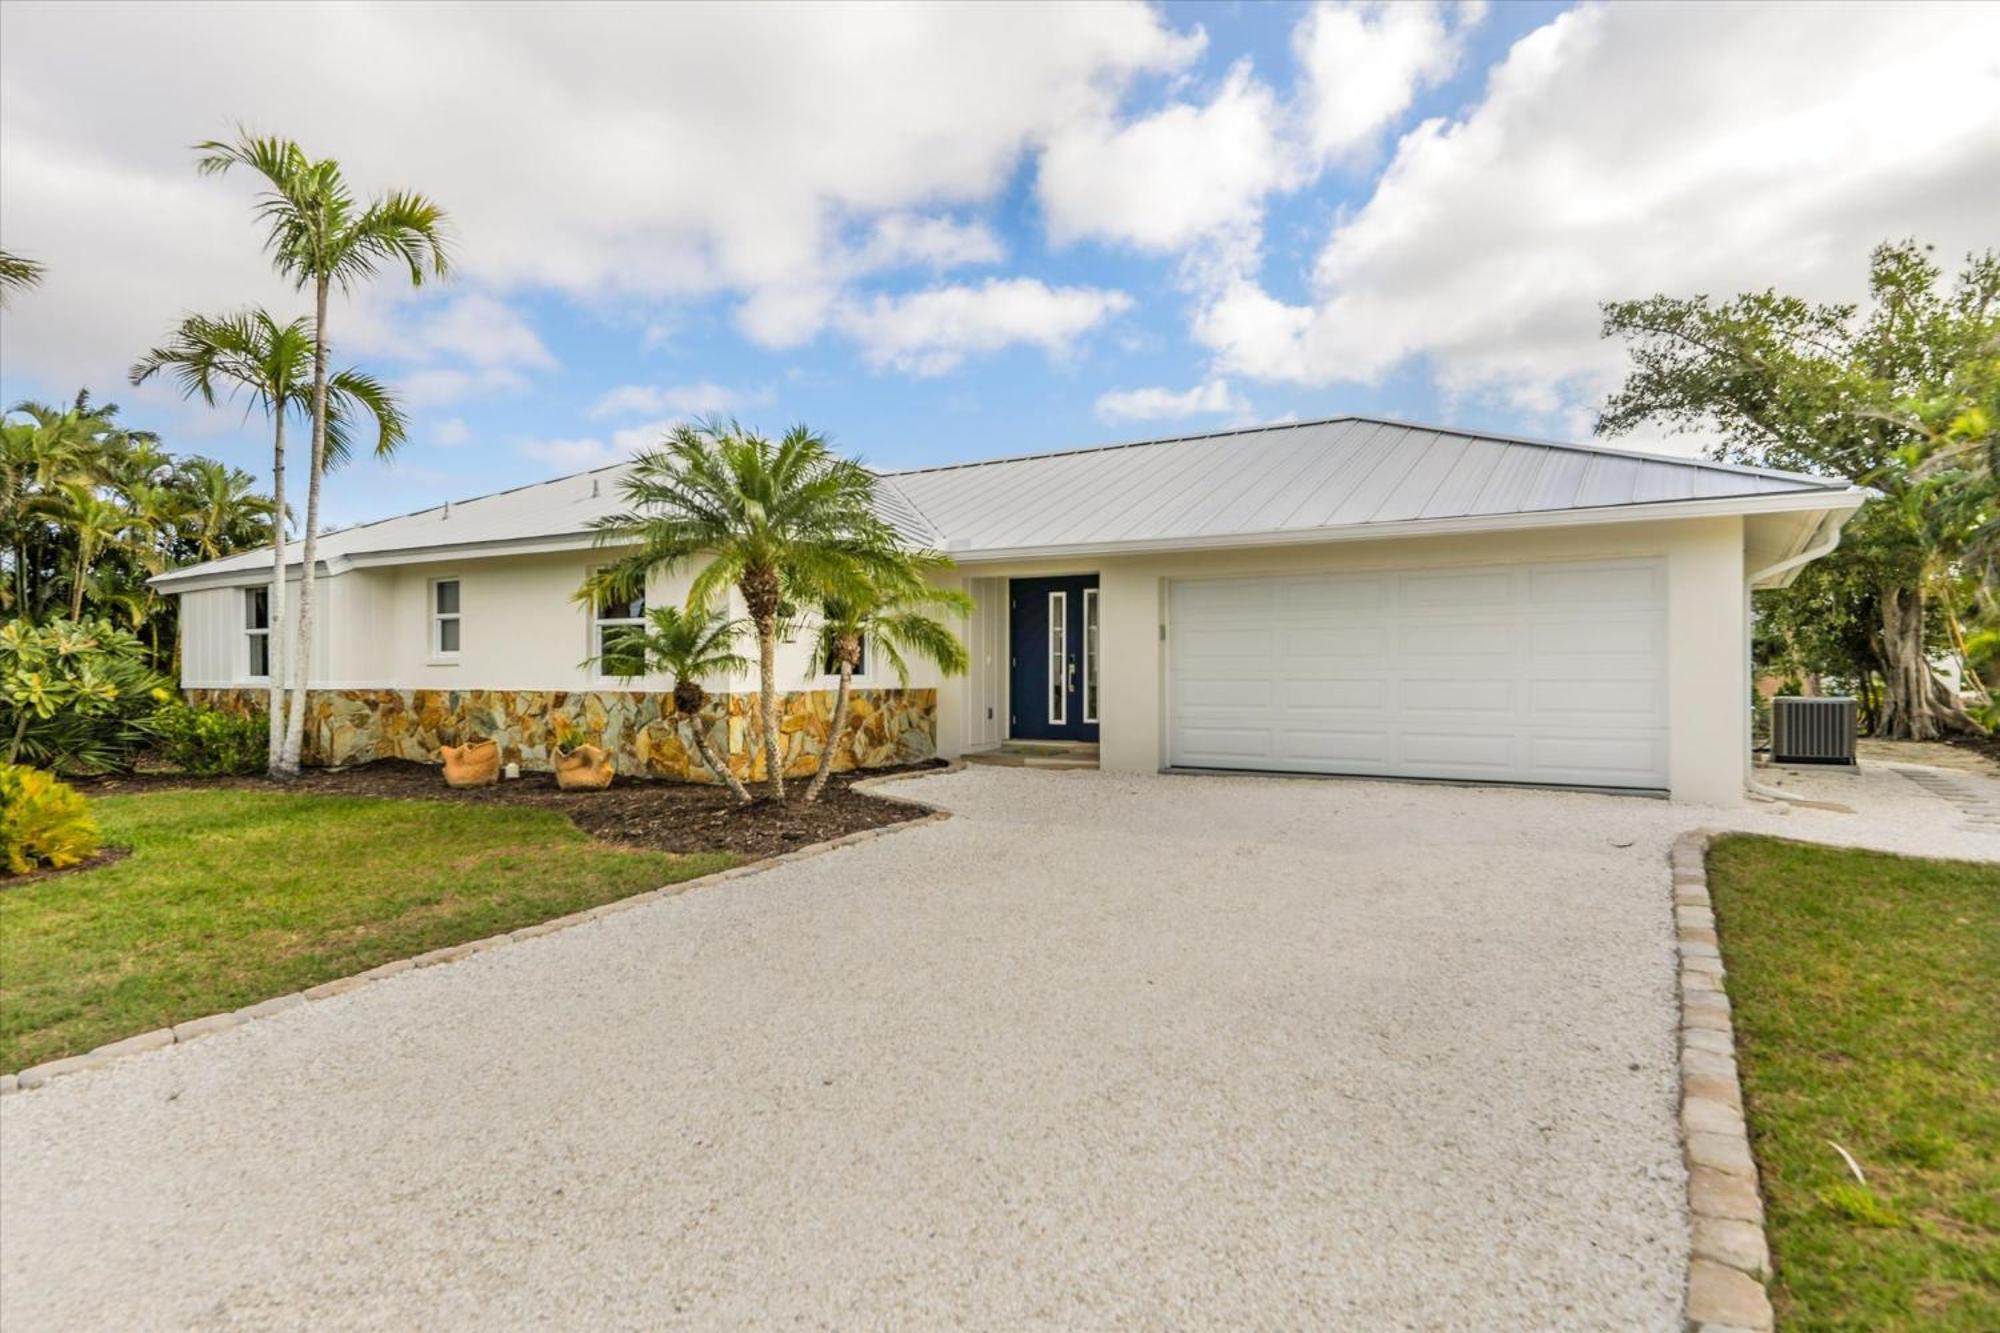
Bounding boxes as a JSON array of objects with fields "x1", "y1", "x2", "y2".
[{"x1": 184, "y1": 687, "x2": 937, "y2": 783}]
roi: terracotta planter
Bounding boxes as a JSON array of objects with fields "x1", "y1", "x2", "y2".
[
  {"x1": 554, "y1": 743, "x2": 614, "y2": 791},
  {"x1": 441, "y1": 738, "x2": 500, "y2": 788}
]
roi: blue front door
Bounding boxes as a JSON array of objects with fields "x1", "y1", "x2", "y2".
[{"x1": 1010, "y1": 575, "x2": 1099, "y2": 741}]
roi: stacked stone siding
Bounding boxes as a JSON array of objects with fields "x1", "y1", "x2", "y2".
[{"x1": 185, "y1": 687, "x2": 937, "y2": 783}]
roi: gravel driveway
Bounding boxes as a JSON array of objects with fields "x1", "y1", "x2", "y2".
[{"x1": 2, "y1": 762, "x2": 1989, "y2": 1329}]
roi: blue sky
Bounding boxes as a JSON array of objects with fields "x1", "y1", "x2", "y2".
[{"x1": 3, "y1": 1, "x2": 1994, "y2": 528}]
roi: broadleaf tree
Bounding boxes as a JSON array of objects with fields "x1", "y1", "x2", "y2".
[{"x1": 1600, "y1": 241, "x2": 1999, "y2": 739}]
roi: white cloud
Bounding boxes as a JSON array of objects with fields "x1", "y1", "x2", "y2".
[
  {"x1": 1295, "y1": 1, "x2": 1485, "y2": 165},
  {"x1": 0, "y1": 2, "x2": 1201, "y2": 391},
  {"x1": 431, "y1": 417, "x2": 471, "y2": 446},
  {"x1": 1094, "y1": 379, "x2": 1250, "y2": 423},
  {"x1": 517, "y1": 419, "x2": 677, "y2": 472},
  {"x1": 394, "y1": 366, "x2": 528, "y2": 409},
  {"x1": 1200, "y1": 1, "x2": 2000, "y2": 427},
  {"x1": 835, "y1": 278, "x2": 1133, "y2": 376},
  {"x1": 587, "y1": 381, "x2": 767, "y2": 420},
  {"x1": 1038, "y1": 62, "x2": 1293, "y2": 256}
]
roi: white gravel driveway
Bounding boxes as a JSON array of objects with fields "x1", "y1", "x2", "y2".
[{"x1": 2, "y1": 761, "x2": 1989, "y2": 1329}]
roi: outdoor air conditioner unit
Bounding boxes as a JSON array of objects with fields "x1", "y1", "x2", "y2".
[{"x1": 1770, "y1": 696, "x2": 1858, "y2": 766}]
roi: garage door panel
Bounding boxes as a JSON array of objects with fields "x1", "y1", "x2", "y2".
[{"x1": 1168, "y1": 557, "x2": 1668, "y2": 790}]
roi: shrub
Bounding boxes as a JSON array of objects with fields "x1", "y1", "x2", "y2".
[
  {"x1": 0, "y1": 764, "x2": 102, "y2": 876},
  {"x1": 152, "y1": 701, "x2": 268, "y2": 775},
  {"x1": 0, "y1": 618, "x2": 171, "y2": 775}
]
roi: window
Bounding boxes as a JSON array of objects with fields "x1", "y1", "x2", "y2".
[
  {"x1": 1083, "y1": 588, "x2": 1099, "y2": 723},
  {"x1": 430, "y1": 579, "x2": 461, "y2": 658},
  {"x1": 245, "y1": 587, "x2": 270, "y2": 679},
  {"x1": 594, "y1": 582, "x2": 647, "y2": 678},
  {"x1": 1048, "y1": 590, "x2": 1067, "y2": 725}
]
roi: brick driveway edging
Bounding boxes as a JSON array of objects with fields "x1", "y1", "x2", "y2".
[
  {"x1": 1, "y1": 762, "x2": 962, "y2": 1096},
  {"x1": 1672, "y1": 828, "x2": 1776, "y2": 1333}
]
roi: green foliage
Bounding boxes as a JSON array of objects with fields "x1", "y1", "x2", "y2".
[
  {"x1": 1601, "y1": 240, "x2": 1999, "y2": 738},
  {"x1": 0, "y1": 618, "x2": 171, "y2": 774},
  {"x1": 2, "y1": 392, "x2": 274, "y2": 655},
  {"x1": 0, "y1": 249, "x2": 44, "y2": 307},
  {"x1": 807, "y1": 556, "x2": 974, "y2": 687},
  {"x1": 151, "y1": 702, "x2": 268, "y2": 775},
  {"x1": 0, "y1": 764, "x2": 102, "y2": 876}
]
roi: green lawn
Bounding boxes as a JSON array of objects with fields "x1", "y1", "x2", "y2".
[
  {"x1": 2, "y1": 790, "x2": 732, "y2": 1071},
  {"x1": 1706, "y1": 836, "x2": 2000, "y2": 1332}
]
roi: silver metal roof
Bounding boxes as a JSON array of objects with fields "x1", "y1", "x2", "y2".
[{"x1": 155, "y1": 415, "x2": 1856, "y2": 587}]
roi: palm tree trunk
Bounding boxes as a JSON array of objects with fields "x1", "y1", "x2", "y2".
[
  {"x1": 69, "y1": 535, "x2": 90, "y2": 619},
  {"x1": 803, "y1": 663, "x2": 852, "y2": 805},
  {"x1": 758, "y1": 618, "x2": 784, "y2": 800},
  {"x1": 688, "y1": 707, "x2": 753, "y2": 805},
  {"x1": 266, "y1": 408, "x2": 288, "y2": 774},
  {"x1": 279, "y1": 277, "x2": 331, "y2": 777}
]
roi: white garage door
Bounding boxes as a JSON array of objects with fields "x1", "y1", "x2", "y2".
[{"x1": 1167, "y1": 558, "x2": 1669, "y2": 790}]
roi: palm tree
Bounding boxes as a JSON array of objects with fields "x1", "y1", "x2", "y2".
[
  {"x1": 614, "y1": 603, "x2": 755, "y2": 804},
  {"x1": 803, "y1": 560, "x2": 971, "y2": 804},
  {"x1": 585, "y1": 420, "x2": 904, "y2": 801},
  {"x1": 171, "y1": 457, "x2": 278, "y2": 563},
  {"x1": 132, "y1": 309, "x2": 403, "y2": 771},
  {"x1": 196, "y1": 131, "x2": 448, "y2": 776},
  {"x1": 0, "y1": 250, "x2": 44, "y2": 307},
  {"x1": 55, "y1": 482, "x2": 151, "y2": 619}
]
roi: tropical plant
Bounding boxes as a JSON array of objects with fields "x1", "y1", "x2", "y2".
[
  {"x1": 1601, "y1": 240, "x2": 2000, "y2": 740},
  {"x1": 151, "y1": 700, "x2": 269, "y2": 776},
  {"x1": 132, "y1": 309, "x2": 403, "y2": 771},
  {"x1": 0, "y1": 250, "x2": 44, "y2": 308},
  {"x1": 610, "y1": 603, "x2": 754, "y2": 804},
  {"x1": 803, "y1": 560, "x2": 970, "y2": 804},
  {"x1": 0, "y1": 765, "x2": 101, "y2": 876},
  {"x1": 0, "y1": 618, "x2": 170, "y2": 774},
  {"x1": 196, "y1": 130, "x2": 448, "y2": 776},
  {"x1": 584, "y1": 420, "x2": 904, "y2": 800}
]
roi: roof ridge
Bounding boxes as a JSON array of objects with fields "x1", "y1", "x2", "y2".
[{"x1": 883, "y1": 413, "x2": 1846, "y2": 489}]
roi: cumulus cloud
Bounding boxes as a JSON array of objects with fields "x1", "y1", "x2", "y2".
[
  {"x1": 1094, "y1": 379, "x2": 1250, "y2": 423},
  {"x1": 1038, "y1": 62, "x2": 1293, "y2": 256},
  {"x1": 1200, "y1": 1, "x2": 2000, "y2": 426},
  {"x1": 586, "y1": 381, "x2": 769, "y2": 420},
  {"x1": 0, "y1": 2, "x2": 1200, "y2": 391},
  {"x1": 1295, "y1": 1, "x2": 1485, "y2": 164},
  {"x1": 517, "y1": 419, "x2": 679, "y2": 472},
  {"x1": 835, "y1": 279, "x2": 1133, "y2": 376},
  {"x1": 431, "y1": 417, "x2": 471, "y2": 447}
]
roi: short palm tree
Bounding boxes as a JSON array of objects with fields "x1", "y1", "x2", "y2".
[
  {"x1": 614, "y1": 603, "x2": 754, "y2": 804},
  {"x1": 585, "y1": 420, "x2": 903, "y2": 800},
  {"x1": 54, "y1": 482, "x2": 150, "y2": 620},
  {"x1": 804, "y1": 559, "x2": 971, "y2": 804},
  {"x1": 197, "y1": 130, "x2": 448, "y2": 776},
  {"x1": 132, "y1": 309, "x2": 403, "y2": 772}
]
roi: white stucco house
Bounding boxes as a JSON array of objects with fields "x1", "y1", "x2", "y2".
[{"x1": 153, "y1": 415, "x2": 1865, "y2": 803}]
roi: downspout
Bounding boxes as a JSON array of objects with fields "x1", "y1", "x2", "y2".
[{"x1": 1743, "y1": 511, "x2": 1847, "y2": 803}]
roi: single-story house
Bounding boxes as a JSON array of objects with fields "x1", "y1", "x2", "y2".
[{"x1": 152, "y1": 415, "x2": 1865, "y2": 803}]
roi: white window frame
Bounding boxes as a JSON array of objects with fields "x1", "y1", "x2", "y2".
[
  {"x1": 429, "y1": 577, "x2": 462, "y2": 663},
  {"x1": 1082, "y1": 587, "x2": 1099, "y2": 724},
  {"x1": 244, "y1": 586, "x2": 271, "y2": 681},
  {"x1": 1048, "y1": 590, "x2": 1067, "y2": 726},
  {"x1": 591, "y1": 572, "x2": 648, "y2": 680}
]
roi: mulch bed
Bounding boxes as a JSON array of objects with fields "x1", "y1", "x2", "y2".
[
  {"x1": 1, "y1": 846, "x2": 134, "y2": 888},
  {"x1": 1945, "y1": 730, "x2": 2000, "y2": 768},
  {"x1": 71, "y1": 759, "x2": 947, "y2": 861}
]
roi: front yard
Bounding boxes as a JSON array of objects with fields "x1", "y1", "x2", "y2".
[
  {"x1": 2, "y1": 788, "x2": 734, "y2": 1071},
  {"x1": 1707, "y1": 836, "x2": 2000, "y2": 1331}
]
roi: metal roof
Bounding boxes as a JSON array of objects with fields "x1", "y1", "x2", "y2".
[{"x1": 154, "y1": 415, "x2": 1857, "y2": 588}]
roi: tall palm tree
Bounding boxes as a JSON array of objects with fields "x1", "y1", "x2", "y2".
[
  {"x1": 803, "y1": 560, "x2": 970, "y2": 804},
  {"x1": 0, "y1": 250, "x2": 44, "y2": 307},
  {"x1": 616, "y1": 603, "x2": 755, "y2": 804},
  {"x1": 171, "y1": 457, "x2": 278, "y2": 563},
  {"x1": 1, "y1": 395, "x2": 151, "y2": 618},
  {"x1": 584, "y1": 420, "x2": 903, "y2": 800},
  {"x1": 196, "y1": 131, "x2": 448, "y2": 776},
  {"x1": 132, "y1": 309, "x2": 403, "y2": 771}
]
